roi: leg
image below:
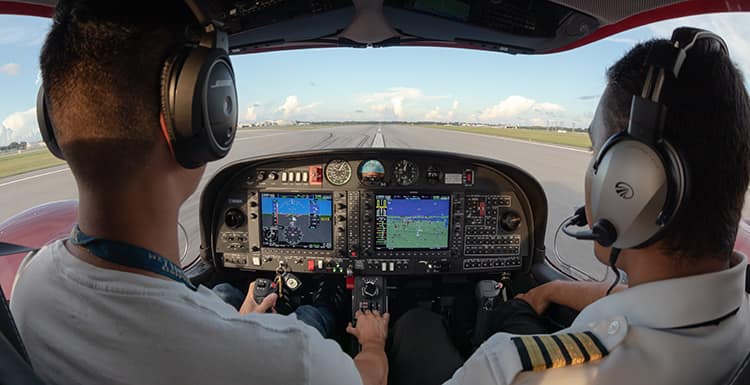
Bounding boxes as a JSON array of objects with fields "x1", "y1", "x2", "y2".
[
  {"x1": 293, "y1": 305, "x2": 336, "y2": 338},
  {"x1": 388, "y1": 308, "x2": 464, "y2": 385},
  {"x1": 212, "y1": 282, "x2": 245, "y2": 310}
]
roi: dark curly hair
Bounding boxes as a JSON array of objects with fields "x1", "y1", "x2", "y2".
[
  {"x1": 40, "y1": 0, "x2": 197, "y2": 189},
  {"x1": 601, "y1": 37, "x2": 750, "y2": 260}
]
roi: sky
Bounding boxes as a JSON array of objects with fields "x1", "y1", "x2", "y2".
[{"x1": 1, "y1": 11, "x2": 750, "y2": 145}]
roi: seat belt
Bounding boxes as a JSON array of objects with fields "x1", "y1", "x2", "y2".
[
  {"x1": 0, "y1": 243, "x2": 37, "y2": 257},
  {"x1": 0, "y1": 242, "x2": 38, "y2": 365}
]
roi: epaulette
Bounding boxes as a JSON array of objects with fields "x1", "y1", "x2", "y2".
[{"x1": 511, "y1": 331, "x2": 609, "y2": 372}]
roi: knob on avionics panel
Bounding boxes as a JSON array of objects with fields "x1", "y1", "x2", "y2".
[
  {"x1": 352, "y1": 276, "x2": 387, "y2": 315},
  {"x1": 463, "y1": 194, "x2": 523, "y2": 270}
]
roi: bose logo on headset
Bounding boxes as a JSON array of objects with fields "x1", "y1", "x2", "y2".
[
  {"x1": 563, "y1": 27, "x2": 729, "y2": 250},
  {"x1": 615, "y1": 182, "x2": 634, "y2": 200},
  {"x1": 36, "y1": 5, "x2": 239, "y2": 170}
]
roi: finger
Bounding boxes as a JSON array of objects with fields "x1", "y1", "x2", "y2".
[
  {"x1": 383, "y1": 312, "x2": 390, "y2": 323},
  {"x1": 372, "y1": 309, "x2": 381, "y2": 317},
  {"x1": 346, "y1": 322, "x2": 357, "y2": 336},
  {"x1": 256, "y1": 293, "x2": 278, "y2": 313},
  {"x1": 354, "y1": 310, "x2": 363, "y2": 319},
  {"x1": 248, "y1": 281, "x2": 256, "y2": 292}
]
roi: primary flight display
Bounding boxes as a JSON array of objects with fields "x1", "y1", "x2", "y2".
[{"x1": 260, "y1": 192, "x2": 333, "y2": 249}]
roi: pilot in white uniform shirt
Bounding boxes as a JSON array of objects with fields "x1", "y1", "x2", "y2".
[{"x1": 444, "y1": 252, "x2": 750, "y2": 385}]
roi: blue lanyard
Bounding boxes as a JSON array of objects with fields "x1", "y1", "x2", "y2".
[{"x1": 69, "y1": 225, "x2": 197, "y2": 291}]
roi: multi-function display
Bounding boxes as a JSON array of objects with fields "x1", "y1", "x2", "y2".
[
  {"x1": 260, "y1": 192, "x2": 333, "y2": 249},
  {"x1": 374, "y1": 194, "x2": 451, "y2": 250}
]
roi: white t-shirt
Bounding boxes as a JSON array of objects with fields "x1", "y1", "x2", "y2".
[{"x1": 10, "y1": 240, "x2": 362, "y2": 385}]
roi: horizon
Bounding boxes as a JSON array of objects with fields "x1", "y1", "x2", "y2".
[{"x1": 2, "y1": 12, "x2": 750, "y2": 146}]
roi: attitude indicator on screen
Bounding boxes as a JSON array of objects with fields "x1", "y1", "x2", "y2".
[{"x1": 260, "y1": 192, "x2": 333, "y2": 249}]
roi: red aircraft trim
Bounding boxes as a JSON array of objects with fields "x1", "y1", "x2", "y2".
[
  {"x1": 0, "y1": 200, "x2": 78, "y2": 297},
  {"x1": 547, "y1": 0, "x2": 750, "y2": 53},
  {"x1": 0, "y1": 1, "x2": 54, "y2": 18}
]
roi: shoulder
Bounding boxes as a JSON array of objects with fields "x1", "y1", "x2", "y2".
[{"x1": 444, "y1": 316, "x2": 629, "y2": 385}]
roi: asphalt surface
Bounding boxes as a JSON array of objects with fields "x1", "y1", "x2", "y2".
[{"x1": 0, "y1": 124, "x2": 617, "y2": 279}]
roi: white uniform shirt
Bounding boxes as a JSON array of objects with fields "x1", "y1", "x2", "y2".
[
  {"x1": 446, "y1": 252, "x2": 750, "y2": 385},
  {"x1": 10, "y1": 240, "x2": 363, "y2": 385}
]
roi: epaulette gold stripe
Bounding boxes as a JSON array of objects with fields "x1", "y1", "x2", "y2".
[
  {"x1": 513, "y1": 331, "x2": 609, "y2": 372},
  {"x1": 556, "y1": 333, "x2": 586, "y2": 365},
  {"x1": 575, "y1": 332, "x2": 605, "y2": 360},
  {"x1": 538, "y1": 336, "x2": 567, "y2": 369},
  {"x1": 520, "y1": 336, "x2": 548, "y2": 371}
]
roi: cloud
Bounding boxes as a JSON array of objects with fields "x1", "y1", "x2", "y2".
[
  {"x1": 359, "y1": 87, "x2": 447, "y2": 119},
  {"x1": 245, "y1": 103, "x2": 258, "y2": 121},
  {"x1": 0, "y1": 63, "x2": 20, "y2": 76},
  {"x1": 478, "y1": 95, "x2": 566, "y2": 124},
  {"x1": 607, "y1": 37, "x2": 639, "y2": 45},
  {"x1": 1, "y1": 107, "x2": 40, "y2": 146},
  {"x1": 276, "y1": 96, "x2": 320, "y2": 118},
  {"x1": 424, "y1": 99, "x2": 461, "y2": 121},
  {"x1": 577, "y1": 94, "x2": 600, "y2": 100},
  {"x1": 646, "y1": 13, "x2": 750, "y2": 77}
]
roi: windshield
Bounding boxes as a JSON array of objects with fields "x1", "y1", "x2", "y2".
[{"x1": 1, "y1": 12, "x2": 749, "y2": 278}]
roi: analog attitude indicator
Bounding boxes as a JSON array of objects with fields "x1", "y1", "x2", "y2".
[
  {"x1": 325, "y1": 159, "x2": 352, "y2": 186},
  {"x1": 393, "y1": 160, "x2": 419, "y2": 186},
  {"x1": 358, "y1": 160, "x2": 386, "y2": 186}
]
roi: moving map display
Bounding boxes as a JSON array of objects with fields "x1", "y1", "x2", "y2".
[
  {"x1": 260, "y1": 193, "x2": 333, "y2": 249},
  {"x1": 375, "y1": 194, "x2": 450, "y2": 250}
]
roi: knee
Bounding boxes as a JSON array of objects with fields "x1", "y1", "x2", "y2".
[{"x1": 395, "y1": 307, "x2": 444, "y2": 331}]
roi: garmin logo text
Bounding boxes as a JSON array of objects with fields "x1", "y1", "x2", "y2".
[
  {"x1": 210, "y1": 79, "x2": 234, "y2": 89},
  {"x1": 615, "y1": 182, "x2": 634, "y2": 200}
]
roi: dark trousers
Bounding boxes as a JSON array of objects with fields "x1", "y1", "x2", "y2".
[{"x1": 388, "y1": 299, "x2": 549, "y2": 385}]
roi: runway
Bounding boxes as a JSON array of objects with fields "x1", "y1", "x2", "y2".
[{"x1": 0, "y1": 124, "x2": 610, "y2": 279}]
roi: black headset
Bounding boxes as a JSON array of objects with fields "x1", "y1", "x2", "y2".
[
  {"x1": 36, "y1": 18, "x2": 238, "y2": 169},
  {"x1": 564, "y1": 27, "x2": 729, "y2": 250}
]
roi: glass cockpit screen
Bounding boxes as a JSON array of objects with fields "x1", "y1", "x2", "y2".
[
  {"x1": 260, "y1": 193, "x2": 333, "y2": 249},
  {"x1": 375, "y1": 194, "x2": 450, "y2": 250}
]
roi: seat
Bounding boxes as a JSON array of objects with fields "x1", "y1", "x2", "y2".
[
  {"x1": 0, "y1": 242, "x2": 45, "y2": 385},
  {"x1": 727, "y1": 350, "x2": 750, "y2": 385},
  {"x1": 0, "y1": 284, "x2": 45, "y2": 385}
]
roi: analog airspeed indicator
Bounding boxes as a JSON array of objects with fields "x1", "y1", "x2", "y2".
[
  {"x1": 325, "y1": 159, "x2": 352, "y2": 186},
  {"x1": 393, "y1": 160, "x2": 419, "y2": 186}
]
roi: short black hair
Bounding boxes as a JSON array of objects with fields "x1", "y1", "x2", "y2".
[
  {"x1": 602, "y1": 37, "x2": 750, "y2": 260},
  {"x1": 40, "y1": 0, "x2": 196, "y2": 190}
]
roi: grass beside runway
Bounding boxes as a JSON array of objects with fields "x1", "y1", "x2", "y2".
[
  {"x1": 0, "y1": 150, "x2": 66, "y2": 179},
  {"x1": 422, "y1": 124, "x2": 592, "y2": 149}
]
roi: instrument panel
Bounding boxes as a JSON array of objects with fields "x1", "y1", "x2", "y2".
[{"x1": 200, "y1": 149, "x2": 548, "y2": 277}]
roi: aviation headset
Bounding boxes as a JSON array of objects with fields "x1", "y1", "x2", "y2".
[
  {"x1": 36, "y1": 13, "x2": 238, "y2": 169},
  {"x1": 564, "y1": 27, "x2": 729, "y2": 250}
]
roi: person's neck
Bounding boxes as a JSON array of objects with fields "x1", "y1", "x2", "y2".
[
  {"x1": 620, "y1": 246, "x2": 731, "y2": 287},
  {"x1": 75, "y1": 184, "x2": 182, "y2": 266}
]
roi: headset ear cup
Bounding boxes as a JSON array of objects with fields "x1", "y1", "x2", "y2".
[
  {"x1": 655, "y1": 140, "x2": 688, "y2": 227},
  {"x1": 36, "y1": 87, "x2": 65, "y2": 160},
  {"x1": 169, "y1": 47, "x2": 237, "y2": 169},
  {"x1": 160, "y1": 52, "x2": 184, "y2": 156},
  {"x1": 589, "y1": 137, "x2": 670, "y2": 249}
]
